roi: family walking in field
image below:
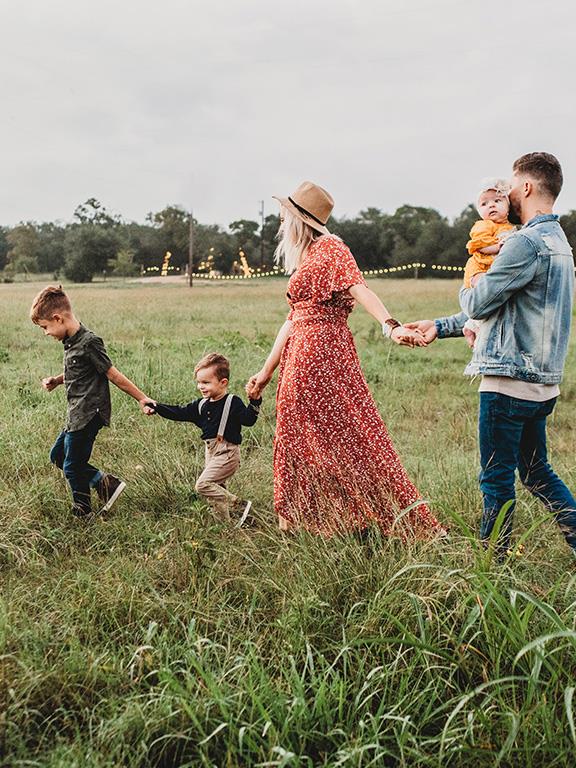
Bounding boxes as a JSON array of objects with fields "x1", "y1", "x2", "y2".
[{"x1": 31, "y1": 152, "x2": 576, "y2": 560}]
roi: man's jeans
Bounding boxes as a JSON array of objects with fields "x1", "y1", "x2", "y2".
[
  {"x1": 50, "y1": 415, "x2": 104, "y2": 514},
  {"x1": 479, "y1": 393, "x2": 576, "y2": 555}
]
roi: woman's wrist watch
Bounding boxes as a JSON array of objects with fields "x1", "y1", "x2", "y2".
[{"x1": 382, "y1": 318, "x2": 402, "y2": 338}]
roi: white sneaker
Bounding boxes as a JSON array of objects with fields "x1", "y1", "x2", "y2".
[{"x1": 96, "y1": 474, "x2": 127, "y2": 513}]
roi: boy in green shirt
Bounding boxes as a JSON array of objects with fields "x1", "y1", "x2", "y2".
[{"x1": 31, "y1": 285, "x2": 151, "y2": 517}]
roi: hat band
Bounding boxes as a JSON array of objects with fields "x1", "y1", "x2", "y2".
[{"x1": 288, "y1": 196, "x2": 326, "y2": 227}]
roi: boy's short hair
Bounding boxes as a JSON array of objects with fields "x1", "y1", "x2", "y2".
[
  {"x1": 513, "y1": 152, "x2": 563, "y2": 200},
  {"x1": 194, "y1": 353, "x2": 230, "y2": 381},
  {"x1": 30, "y1": 285, "x2": 72, "y2": 324}
]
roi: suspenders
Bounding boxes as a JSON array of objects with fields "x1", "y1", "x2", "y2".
[{"x1": 199, "y1": 394, "x2": 234, "y2": 442}]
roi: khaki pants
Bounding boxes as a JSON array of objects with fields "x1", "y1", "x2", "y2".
[{"x1": 195, "y1": 439, "x2": 241, "y2": 521}]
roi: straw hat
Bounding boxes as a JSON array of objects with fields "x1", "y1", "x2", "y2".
[{"x1": 273, "y1": 181, "x2": 333, "y2": 235}]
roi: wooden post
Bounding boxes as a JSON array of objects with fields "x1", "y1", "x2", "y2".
[{"x1": 188, "y1": 209, "x2": 194, "y2": 287}]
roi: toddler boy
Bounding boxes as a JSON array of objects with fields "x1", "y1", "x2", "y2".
[{"x1": 145, "y1": 353, "x2": 261, "y2": 526}]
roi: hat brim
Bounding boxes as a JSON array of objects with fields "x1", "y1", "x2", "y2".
[{"x1": 272, "y1": 195, "x2": 330, "y2": 236}]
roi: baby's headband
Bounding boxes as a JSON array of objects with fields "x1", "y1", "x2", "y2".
[{"x1": 476, "y1": 177, "x2": 511, "y2": 203}]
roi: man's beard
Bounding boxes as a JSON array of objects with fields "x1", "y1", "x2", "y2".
[{"x1": 508, "y1": 198, "x2": 523, "y2": 225}]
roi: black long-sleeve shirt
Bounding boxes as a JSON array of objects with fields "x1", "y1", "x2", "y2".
[{"x1": 152, "y1": 394, "x2": 262, "y2": 444}]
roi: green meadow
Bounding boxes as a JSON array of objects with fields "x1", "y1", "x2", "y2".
[{"x1": 1, "y1": 278, "x2": 575, "y2": 767}]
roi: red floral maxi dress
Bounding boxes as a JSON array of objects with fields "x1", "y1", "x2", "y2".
[{"x1": 273, "y1": 235, "x2": 444, "y2": 538}]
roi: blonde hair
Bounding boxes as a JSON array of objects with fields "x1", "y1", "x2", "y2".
[
  {"x1": 274, "y1": 208, "x2": 321, "y2": 274},
  {"x1": 30, "y1": 285, "x2": 72, "y2": 324}
]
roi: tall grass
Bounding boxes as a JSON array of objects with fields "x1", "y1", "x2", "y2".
[{"x1": 0, "y1": 278, "x2": 575, "y2": 766}]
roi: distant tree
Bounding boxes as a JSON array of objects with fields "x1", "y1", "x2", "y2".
[
  {"x1": 36, "y1": 223, "x2": 66, "y2": 273},
  {"x1": 193, "y1": 223, "x2": 226, "y2": 272},
  {"x1": 261, "y1": 213, "x2": 280, "y2": 267},
  {"x1": 63, "y1": 225, "x2": 119, "y2": 282},
  {"x1": 120, "y1": 222, "x2": 164, "y2": 269},
  {"x1": 440, "y1": 204, "x2": 478, "y2": 267},
  {"x1": 0, "y1": 226, "x2": 9, "y2": 270},
  {"x1": 412, "y1": 218, "x2": 454, "y2": 269},
  {"x1": 333, "y1": 208, "x2": 394, "y2": 270},
  {"x1": 108, "y1": 248, "x2": 140, "y2": 277},
  {"x1": 6, "y1": 223, "x2": 40, "y2": 273},
  {"x1": 389, "y1": 205, "x2": 445, "y2": 266},
  {"x1": 147, "y1": 205, "x2": 190, "y2": 268},
  {"x1": 74, "y1": 198, "x2": 121, "y2": 227},
  {"x1": 208, "y1": 229, "x2": 238, "y2": 274},
  {"x1": 560, "y1": 211, "x2": 576, "y2": 257},
  {"x1": 229, "y1": 219, "x2": 261, "y2": 269}
]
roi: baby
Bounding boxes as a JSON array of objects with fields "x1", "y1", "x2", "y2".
[{"x1": 463, "y1": 179, "x2": 516, "y2": 346}]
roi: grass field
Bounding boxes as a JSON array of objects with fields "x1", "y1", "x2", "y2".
[{"x1": 1, "y1": 278, "x2": 576, "y2": 767}]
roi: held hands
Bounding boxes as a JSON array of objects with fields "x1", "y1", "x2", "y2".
[
  {"x1": 141, "y1": 398, "x2": 157, "y2": 415},
  {"x1": 246, "y1": 369, "x2": 272, "y2": 400},
  {"x1": 390, "y1": 325, "x2": 427, "y2": 347},
  {"x1": 402, "y1": 320, "x2": 438, "y2": 345}
]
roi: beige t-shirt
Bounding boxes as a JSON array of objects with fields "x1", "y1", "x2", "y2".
[{"x1": 479, "y1": 376, "x2": 560, "y2": 402}]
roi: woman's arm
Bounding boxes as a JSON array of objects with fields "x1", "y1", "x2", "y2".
[
  {"x1": 348, "y1": 283, "x2": 426, "y2": 347},
  {"x1": 246, "y1": 320, "x2": 293, "y2": 398}
]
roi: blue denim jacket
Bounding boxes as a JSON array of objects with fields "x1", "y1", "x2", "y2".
[{"x1": 434, "y1": 214, "x2": 574, "y2": 384}]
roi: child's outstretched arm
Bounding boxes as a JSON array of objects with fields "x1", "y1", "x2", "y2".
[
  {"x1": 42, "y1": 373, "x2": 64, "y2": 391},
  {"x1": 144, "y1": 400, "x2": 202, "y2": 424},
  {"x1": 106, "y1": 366, "x2": 152, "y2": 413},
  {"x1": 235, "y1": 396, "x2": 262, "y2": 427}
]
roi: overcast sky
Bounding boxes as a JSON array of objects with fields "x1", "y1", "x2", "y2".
[{"x1": 2, "y1": 0, "x2": 575, "y2": 228}]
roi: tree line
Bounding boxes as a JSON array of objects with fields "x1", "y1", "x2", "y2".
[{"x1": 2, "y1": 198, "x2": 576, "y2": 282}]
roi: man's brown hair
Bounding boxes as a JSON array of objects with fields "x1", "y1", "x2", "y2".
[
  {"x1": 30, "y1": 285, "x2": 72, "y2": 324},
  {"x1": 513, "y1": 152, "x2": 563, "y2": 200},
  {"x1": 194, "y1": 353, "x2": 230, "y2": 381}
]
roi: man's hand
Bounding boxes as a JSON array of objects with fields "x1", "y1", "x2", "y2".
[
  {"x1": 41, "y1": 375, "x2": 63, "y2": 392},
  {"x1": 403, "y1": 320, "x2": 438, "y2": 344},
  {"x1": 463, "y1": 327, "x2": 477, "y2": 349}
]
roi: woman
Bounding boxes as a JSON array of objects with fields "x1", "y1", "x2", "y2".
[{"x1": 247, "y1": 181, "x2": 444, "y2": 538}]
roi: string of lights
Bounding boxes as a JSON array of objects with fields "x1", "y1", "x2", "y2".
[{"x1": 143, "y1": 261, "x2": 465, "y2": 280}]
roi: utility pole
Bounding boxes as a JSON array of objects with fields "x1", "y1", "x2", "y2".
[
  {"x1": 259, "y1": 200, "x2": 265, "y2": 268},
  {"x1": 188, "y1": 208, "x2": 194, "y2": 288}
]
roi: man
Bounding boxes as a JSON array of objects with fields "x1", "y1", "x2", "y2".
[{"x1": 408, "y1": 153, "x2": 576, "y2": 557}]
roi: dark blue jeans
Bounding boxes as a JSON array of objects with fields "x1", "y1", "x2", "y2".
[
  {"x1": 50, "y1": 415, "x2": 104, "y2": 514},
  {"x1": 479, "y1": 392, "x2": 576, "y2": 555}
]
